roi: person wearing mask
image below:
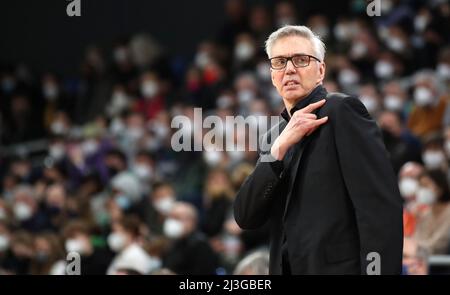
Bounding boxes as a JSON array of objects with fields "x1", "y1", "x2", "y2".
[
  {"x1": 421, "y1": 135, "x2": 448, "y2": 172},
  {"x1": 162, "y1": 202, "x2": 219, "y2": 275},
  {"x1": 11, "y1": 185, "x2": 50, "y2": 233},
  {"x1": 63, "y1": 220, "x2": 114, "y2": 275},
  {"x1": 106, "y1": 216, "x2": 159, "y2": 275},
  {"x1": 398, "y1": 162, "x2": 425, "y2": 237},
  {"x1": 407, "y1": 71, "x2": 446, "y2": 140},
  {"x1": 30, "y1": 233, "x2": 66, "y2": 275},
  {"x1": 140, "y1": 182, "x2": 176, "y2": 236},
  {"x1": 414, "y1": 170, "x2": 450, "y2": 255}
]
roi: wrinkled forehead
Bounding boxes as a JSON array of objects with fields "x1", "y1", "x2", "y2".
[{"x1": 270, "y1": 35, "x2": 315, "y2": 58}]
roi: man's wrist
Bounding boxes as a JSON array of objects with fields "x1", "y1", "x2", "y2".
[{"x1": 271, "y1": 139, "x2": 287, "y2": 160}]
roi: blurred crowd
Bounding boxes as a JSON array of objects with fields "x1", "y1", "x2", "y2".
[{"x1": 0, "y1": 0, "x2": 450, "y2": 275}]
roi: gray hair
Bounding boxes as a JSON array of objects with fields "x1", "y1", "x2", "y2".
[{"x1": 265, "y1": 25, "x2": 326, "y2": 61}]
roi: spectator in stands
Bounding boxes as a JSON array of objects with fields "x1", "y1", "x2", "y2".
[
  {"x1": 162, "y1": 202, "x2": 219, "y2": 274},
  {"x1": 107, "y1": 215, "x2": 159, "y2": 275},
  {"x1": 414, "y1": 170, "x2": 450, "y2": 254}
]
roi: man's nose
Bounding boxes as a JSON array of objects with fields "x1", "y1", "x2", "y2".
[{"x1": 285, "y1": 59, "x2": 297, "y2": 74}]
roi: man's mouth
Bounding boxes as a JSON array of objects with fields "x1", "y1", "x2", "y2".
[{"x1": 284, "y1": 80, "x2": 300, "y2": 87}]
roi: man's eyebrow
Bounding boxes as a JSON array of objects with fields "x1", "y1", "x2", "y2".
[{"x1": 270, "y1": 53, "x2": 310, "y2": 59}]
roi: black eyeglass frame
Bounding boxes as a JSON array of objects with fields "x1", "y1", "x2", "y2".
[{"x1": 269, "y1": 54, "x2": 322, "y2": 70}]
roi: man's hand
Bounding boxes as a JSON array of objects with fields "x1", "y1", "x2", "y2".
[{"x1": 271, "y1": 99, "x2": 328, "y2": 160}]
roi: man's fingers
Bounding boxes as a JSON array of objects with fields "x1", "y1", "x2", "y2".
[
  {"x1": 303, "y1": 113, "x2": 317, "y2": 120},
  {"x1": 306, "y1": 116, "x2": 329, "y2": 136},
  {"x1": 300, "y1": 99, "x2": 326, "y2": 113}
]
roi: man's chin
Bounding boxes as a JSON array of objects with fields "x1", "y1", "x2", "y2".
[{"x1": 283, "y1": 90, "x2": 307, "y2": 102}]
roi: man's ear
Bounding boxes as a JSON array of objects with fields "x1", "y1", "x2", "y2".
[{"x1": 317, "y1": 62, "x2": 326, "y2": 84}]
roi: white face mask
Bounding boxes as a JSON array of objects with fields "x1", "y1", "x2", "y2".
[
  {"x1": 237, "y1": 89, "x2": 255, "y2": 105},
  {"x1": 114, "y1": 48, "x2": 128, "y2": 64},
  {"x1": 234, "y1": 42, "x2": 254, "y2": 61},
  {"x1": 81, "y1": 139, "x2": 98, "y2": 156},
  {"x1": 256, "y1": 63, "x2": 271, "y2": 81},
  {"x1": 163, "y1": 218, "x2": 185, "y2": 239},
  {"x1": 384, "y1": 95, "x2": 403, "y2": 111},
  {"x1": 148, "y1": 255, "x2": 162, "y2": 273},
  {"x1": 110, "y1": 117, "x2": 126, "y2": 136},
  {"x1": 0, "y1": 234, "x2": 10, "y2": 252},
  {"x1": 216, "y1": 95, "x2": 234, "y2": 109},
  {"x1": 375, "y1": 61, "x2": 394, "y2": 79},
  {"x1": 65, "y1": 238, "x2": 87, "y2": 255},
  {"x1": 49, "y1": 144, "x2": 65, "y2": 160},
  {"x1": 133, "y1": 164, "x2": 152, "y2": 180},
  {"x1": 153, "y1": 197, "x2": 175, "y2": 215},
  {"x1": 14, "y1": 202, "x2": 33, "y2": 221},
  {"x1": 107, "y1": 232, "x2": 127, "y2": 252},
  {"x1": 115, "y1": 194, "x2": 132, "y2": 210},
  {"x1": 399, "y1": 177, "x2": 419, "y2": 199},
  {"x1": 436, "y1": 63, "x2": 450, "y2": 80},
  {"x1": 338, "y1": 69, "x2": 359, "y2": 86},
  {"x1": 334, "y1": 23, "x2": 352, "y2": 41},
  {"x1": 51, "y1": 121, "x2": 67, "y2": 135},
  {"x1": 313, "y1": 25, "x2": 329, "y2": 40},
  {"x1": 381, "y1": 0, "x2": 393, "y2": 13},
  {"x1": 351, "y1": 41, "x2": 368, "y2": 58},
  {"x1": 152, "y1": 122, "x2": 170, "y2": 139},
  {"x1": 141, "y1": 81, "x2": 158, "y2": 98},
  {"x1": 195, "y1": 51, "x2": 211, "y2": 69},
  {"x1": 43, "y1": 84, "x2": 59, "y2": 101},
  {"x1": 414, "y1": 16, "x2": 429, "y2": 32},
  {"x1": 416, "y1": 187, "x2": 436, "y2": 205},
  {"x1": 386, "y1": 37, "x2": 405, "y2": 53},
  {"x1": 359, "y1": 96, "x2": 378, "y2": 114},
  {"x1": 422, "y1": 150, "x2": 446, "y2": 170},
  {"x1": 127, "y1": 127, "x2": 144, "y2": 141},
  {"x1": 203, "y1": 150, "x2": 224, "y2": 167},
  {"x1": 108, "y1": 91, "x2": 128, "y2": 116},
  {"x1": 414, "y1": 87, "x2": 434, "y2": 107}
]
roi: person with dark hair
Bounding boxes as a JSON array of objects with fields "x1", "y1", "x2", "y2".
[
  {"x1": 413, "y1": 169, "x2": 450, "y2": 255},
  {"x1": 106, "y1": 215, "x2": 160, "y2": 275},
  {"x1": 62, "y1": 220, "x2": 114, "y2": 275}
]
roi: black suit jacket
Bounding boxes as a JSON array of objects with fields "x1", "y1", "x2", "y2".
[{"x1": 234, "y1": 85, "x2": 403, "y2": 275}]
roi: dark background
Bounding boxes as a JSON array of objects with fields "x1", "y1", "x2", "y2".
[{"x1": 0, "y1": 0, "x2": 347, "y2": 75}]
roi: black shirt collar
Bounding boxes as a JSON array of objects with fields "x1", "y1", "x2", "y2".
[{"x1": 280, "y1": 85, "x2": 328, "y2": 122}]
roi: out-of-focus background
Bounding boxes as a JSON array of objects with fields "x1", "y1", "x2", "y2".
[{"x1": 0, "y1": 0, "x2": 449, "y2": 275}]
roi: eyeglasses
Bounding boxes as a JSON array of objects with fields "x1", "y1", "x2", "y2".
[{"x1": 269, "y1": 54, "x2": 321, "y2": 70}]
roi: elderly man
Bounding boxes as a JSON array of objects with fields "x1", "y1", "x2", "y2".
[{"x1": 234, "y1": 25, "x2": 403, "y2": 275}]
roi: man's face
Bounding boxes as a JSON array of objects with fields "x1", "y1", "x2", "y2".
[{"x1": 270, "y1": 36, "x2": 325, "y2": 106}]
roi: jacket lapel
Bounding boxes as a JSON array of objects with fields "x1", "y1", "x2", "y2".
[{"x1": 282, "y1": 93, "x2": 328, "y2": 220}]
